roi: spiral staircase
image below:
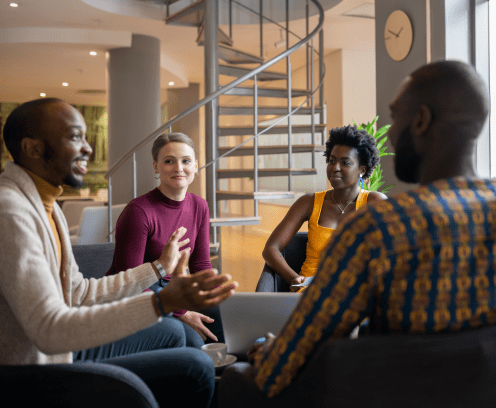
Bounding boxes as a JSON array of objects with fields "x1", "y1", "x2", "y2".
[{"x1": 106, "y1": 0, "x2": 326, "y2": 268}]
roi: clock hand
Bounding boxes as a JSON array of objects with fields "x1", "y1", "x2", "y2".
[
  {"x1": 385, "y1": 36, "x2": 391, "y2": 40},
  {"x1": 397, "y1": 27, "x2": 403, "y2": 37},
  {"x1": 388, "y1": 29, "x2": 399, "y2": 38}
]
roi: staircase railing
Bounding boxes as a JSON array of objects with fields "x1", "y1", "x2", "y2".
[{"x1": 105, "y1": 0, "x2": 325, "y2": 242}]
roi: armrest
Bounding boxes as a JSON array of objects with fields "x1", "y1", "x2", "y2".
[
  {"x1": 255, "y1": 264, "x2": 277, "y2": 292},
  {"x1": 69, "y1": 225, "x2": 79, "y2": 236}
]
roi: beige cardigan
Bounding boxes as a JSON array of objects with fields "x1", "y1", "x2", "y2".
[{"x1": 0, "y1": 162, "x2": 161, "y2": 365}]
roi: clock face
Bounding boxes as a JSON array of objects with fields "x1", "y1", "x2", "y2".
[{"x1": 384, "y1": 10, "x2": 413, "y2": 61}]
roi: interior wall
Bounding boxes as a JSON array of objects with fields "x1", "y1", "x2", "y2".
[
  {"x1": 341, "y1": 49, "x2": 377, "y2": 127},
  {"x1": 375, "y1": 0, "x2": 428, "y2": 195}
]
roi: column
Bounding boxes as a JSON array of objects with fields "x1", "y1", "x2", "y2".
[{"x1": 107, "y1": 34, "x2": 161, "y2": 205}]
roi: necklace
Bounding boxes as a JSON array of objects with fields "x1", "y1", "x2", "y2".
[{"x1": 331, "y1": 190, "x2": 359, "y2": 214}]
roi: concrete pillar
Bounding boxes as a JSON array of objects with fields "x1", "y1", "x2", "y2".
[{"x1": 107, "y1": 34, "x2": 161, "y2": 204}]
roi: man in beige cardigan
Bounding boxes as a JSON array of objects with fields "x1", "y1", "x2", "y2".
[{"x1": 0, "y1": 98, "x2": 237, "y2": 407}]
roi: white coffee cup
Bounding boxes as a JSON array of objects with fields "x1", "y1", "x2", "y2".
[{"x1": 201, "y1": 343, "x2": 228, "y2": 366}]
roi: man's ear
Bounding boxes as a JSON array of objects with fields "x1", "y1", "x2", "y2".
[
  {"x1": 411, "y1": 105, "x2": 433, "y2": 152},
  {"x1": 21, "y1": 137, "x2": 44, "y2": 160}
]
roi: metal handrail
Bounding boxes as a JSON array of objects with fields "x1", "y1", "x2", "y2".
[
  {"x1": 105, "y1": 0, "x2": 324, "y2": 180},
  {"x1": 105, "y1": 0, "x2": 325, "y2": 242}
]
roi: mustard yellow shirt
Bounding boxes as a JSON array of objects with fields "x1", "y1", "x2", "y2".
[
  {"x1": 299, "y1": 189, "x2": 369, "y2": 278},
  {"x1": 25, "y1": 170, "x2": 63, "y2": 269}
]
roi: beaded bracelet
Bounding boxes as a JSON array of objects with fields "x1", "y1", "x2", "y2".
[{"x1": 152, "y1": 286, "x2": 171, "y2": 317}]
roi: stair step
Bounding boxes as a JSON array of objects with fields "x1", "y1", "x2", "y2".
[
  {"x1": 210, "y1": 216, "x2": 261, "y2": 227},
  {"x1": 218, "y1": 44, "x2": 265, "y2": 65},
  {"x1": 219, "y1": 124, "x2": 327, "y2": 136},
  {"x1": 218, "y1": 144, "x2": 326, "y2": 157},
  {"x1": 210, "y1": 242, "x2": 220, "y2": 255},
  {"x1": 217, "y1": 168, "x2": 317, "y2": 178},
  {"x1": 196, "y1": 25, "x2": 233, "y2": 46},
  {"x1": 216, "y1": 191, "x2": 295, "y2": 201},
  {"x1": 165, "y1": 0, "x2": 204, "y2": 27},
  {"x1": 219, "y1": 106, "x2": 323, "y2": 116},
  {"x1": 222, "y1": 86, "x2": 310, "y2": 98},
  {"x1": 219, "y1": 65, "x2": 286, "y2": 81}
]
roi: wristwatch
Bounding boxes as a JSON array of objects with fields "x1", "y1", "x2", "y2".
[{"x1": 152, "y1": 260, "x2": 166, "y2": 278}]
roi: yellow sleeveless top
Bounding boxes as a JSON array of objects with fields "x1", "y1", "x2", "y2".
[{"x1": 299, "y1": 189, "x2": 369, "y2": 278}]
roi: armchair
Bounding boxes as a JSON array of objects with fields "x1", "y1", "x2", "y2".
[{"x1": 256, "y1": 232, "x2": 307, "y2": 292}]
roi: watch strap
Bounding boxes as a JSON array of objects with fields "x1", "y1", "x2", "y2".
[{"x1": 153, "y1": 260, "x2": 166, "y2": 278}]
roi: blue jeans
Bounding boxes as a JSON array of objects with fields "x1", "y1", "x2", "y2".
[{"x1": 73, "y1": 319, "x2": 215, "y2": 407}]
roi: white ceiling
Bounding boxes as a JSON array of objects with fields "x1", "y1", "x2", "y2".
[{"x1": 0, "y1": 0, "x2": 375, "y2": 106}]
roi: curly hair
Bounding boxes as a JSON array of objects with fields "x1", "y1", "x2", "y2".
[{"x1": 324, "y1": 125, "x2": 380, "y2": 179}]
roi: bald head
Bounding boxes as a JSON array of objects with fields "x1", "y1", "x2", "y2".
[
  {"x1": 405, "y1": 60, "x2": 489, "y2": 137},
  {"x1": 389, "y1": 60, "x2": 489, "y2": 185}
]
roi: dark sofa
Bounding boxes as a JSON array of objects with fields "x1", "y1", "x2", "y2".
[{"x1": 218, "y1": 324, "x2": 496, "y2": 408}]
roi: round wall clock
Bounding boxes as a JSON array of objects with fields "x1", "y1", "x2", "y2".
[{"x1": 384, "y1": 10, "x2": 413, "y2": 61}]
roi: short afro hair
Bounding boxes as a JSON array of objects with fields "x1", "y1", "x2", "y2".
[
  {"x1": 3, "y1": 97, "x2": 64, "y2": 163},
  {"x1": 325, "y1": 125, "x2": 380, "y2": 179}
]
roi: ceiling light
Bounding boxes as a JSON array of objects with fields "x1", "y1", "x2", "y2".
[
  {"x1": 62, "y1": 82, "x2": 69, "y2": 87},
  {"x1": 40, "y1": 93, "x2": 46, "y2": 97},
  {"x1": 90, "y1": 51, "x2": 97, "y2": 56},
  {"x1": 168, "y1": 81, "x2": 174, "y2": 86},
  {"x1": 9, "y1": 3, "x2": 18, "y2": 7}
]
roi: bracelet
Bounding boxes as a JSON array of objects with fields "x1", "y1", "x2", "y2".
[
  {"x1": 152, "y1": 260, "x2": 166, "y2": 278},
  {"x1": 152, "y1": 286, "x2": 171, "y2": 317}
]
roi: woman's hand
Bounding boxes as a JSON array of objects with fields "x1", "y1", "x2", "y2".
[
  {"x1": 178, "y1": 311, "x2": 217, "y2": 341},
  {"x1": 156, "y1": 227, "x2": 190, "y2": 275},
  {"x1": 159, "y1": 250, "x2": 238, "y2": 314},
  {"x1": 289, "y1": 275, "x2": 305, "y2": 292}
]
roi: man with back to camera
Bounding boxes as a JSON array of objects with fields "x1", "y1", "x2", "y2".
[
  {"x1": 250, "y1": 60, "x2": 493, "y2": 397},
  {"x1": 0, "y1": 97, "x2": 238, "y2": 407}
]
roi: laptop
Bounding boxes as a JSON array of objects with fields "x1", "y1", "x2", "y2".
[{"x1": 219, "y1": 292, "x2": 302, "y2": 357}]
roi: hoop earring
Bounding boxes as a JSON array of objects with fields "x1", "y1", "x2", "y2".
[
  {"x1": 154, "y1": 173, "x2": 160, "y2": 180},
  {"x1": 358, "y1": 176, "x2": 364, "y2": 190}
]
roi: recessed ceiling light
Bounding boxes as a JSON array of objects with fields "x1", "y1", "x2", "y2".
[
  {"x1": 40, "y1": 93, "x2": 46, "y2": 97},
  {"x1": 168, "y1": 81, "x2": 174, "y2": 86},
  {"x1": 9, "y1": 3, "x2": 18, "y2": 7},
  {"x1": 90, "y1": 51, "x2": 97, "y2": 56},
  {"x1": 62, "y1": 82, "x2": 69, "y2": 87}
]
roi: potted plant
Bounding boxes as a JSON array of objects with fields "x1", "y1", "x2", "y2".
[{"x1": 355, "y1": 117, "x2": 395, "y2": 194}]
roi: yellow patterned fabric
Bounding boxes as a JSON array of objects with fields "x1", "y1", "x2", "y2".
[
  {"x1": 299, "y1": 189, "x2": 370, "y2": 277},
  {"x1": 254, "y1": 178, "x2": 496, "y2": 397}
]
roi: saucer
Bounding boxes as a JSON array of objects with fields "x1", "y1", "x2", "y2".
[{"x1": 215, "y1": 354, "x2": 237, "y2": 368}]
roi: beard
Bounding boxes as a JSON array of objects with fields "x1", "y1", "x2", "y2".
[
  {"x1": 394, "y1": 126, "x2": 422, "y2": 183},
  {"x1": 42, "y1": 140, "x2": 85, "y2": 189}
]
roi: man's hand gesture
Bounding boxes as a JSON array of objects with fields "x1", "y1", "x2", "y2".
[{"x1": 158, "y1": 249, "x2": 237, "y2": 314}]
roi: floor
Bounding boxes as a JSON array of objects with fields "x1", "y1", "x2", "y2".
[{"x1": 218, "y1": 201, "x2": 308, "y2": 292}]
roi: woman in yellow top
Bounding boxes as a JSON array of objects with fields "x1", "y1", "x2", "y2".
[{"x1": 262, "y1": 125, "x2": 388, "y2": 291}]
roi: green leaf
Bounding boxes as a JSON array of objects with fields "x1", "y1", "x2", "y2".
[
  {"x1": 376, "y1": 137, "x2": 386, "y2": 150},
  {"x1": 370, "y1": 180, "x2": 384, "y2": 191},
  {"x1": 374, "y1": 125, "x2": 391, "y2": 138},
  {"x1": 382, "y1": 184, "x2": 395, "y2": 194}
]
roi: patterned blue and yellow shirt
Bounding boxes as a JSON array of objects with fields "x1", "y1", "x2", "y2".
[{"x1": 254, "y1": 177, "x2": 496, "y2": 397}]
